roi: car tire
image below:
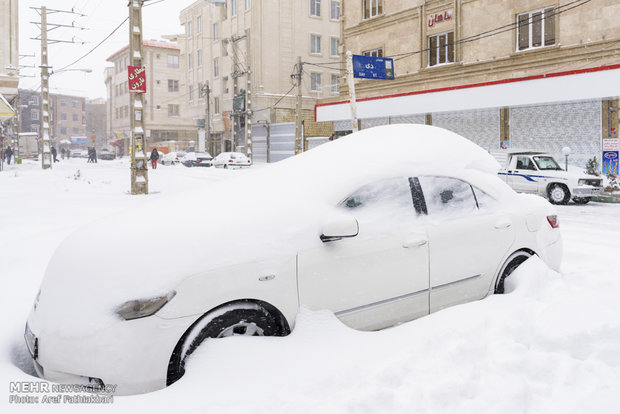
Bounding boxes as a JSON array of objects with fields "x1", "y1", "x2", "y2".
[
  {"x1": 223, "y1": 164, "x2": 228, "y2": 169},
  {"x1": 494, "y1": 250, "x2": 534, "y2": 294},
  {"x1": 166, "y1": 302, "x2": 288, "y2": 386},
  {"x1": 547, "y1": 184, "x2": 570, "y2": 205},
  {"x1": 572, "y1": 197, "x2": 591, "y2": 204}
]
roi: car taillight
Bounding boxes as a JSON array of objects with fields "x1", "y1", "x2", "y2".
[
  {"x1": 546, "y1": 215, "x2": 559, "y2": 229},
  {"x1": 229, "y1": 160, "x2": 233, "y2": 163}
]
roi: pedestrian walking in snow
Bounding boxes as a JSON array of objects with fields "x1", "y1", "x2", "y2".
[
  {"x1": 150, "y1": 148, "x2": 159, "y2": 169},
  {"x1": 51, "y1": 147, "x2": 59, "y2": 163},
  {"x1": 5, "y1": 145, "x2": 13, "y2": 164}
]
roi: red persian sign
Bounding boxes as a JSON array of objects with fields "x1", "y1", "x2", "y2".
[{"x1": 128, "y1": 65, "x2": 146, "y2": 93}]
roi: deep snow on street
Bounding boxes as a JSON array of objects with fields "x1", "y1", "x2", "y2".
[{"x1": 1, "y1": 158, "x2": 620, "y2": 413}]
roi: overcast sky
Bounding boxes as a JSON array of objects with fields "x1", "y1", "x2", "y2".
[{"x1": 18, "y1": 0, "x2": 198, "y2": 99}]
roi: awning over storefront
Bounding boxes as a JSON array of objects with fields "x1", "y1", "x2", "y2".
[
  {"x1": 0, "y1": 93, "x2": 15, "y2": 119},
  {"x1": 315, "y1": 64, "x2": 620, "y2": 122}
]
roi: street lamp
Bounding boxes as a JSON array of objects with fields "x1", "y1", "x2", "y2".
[
  {"x1": 562, "y1": 146, "x2": 572, "y2": 171},
  {"x1": 49, "y1": 68, "x2": 92, "y2": 76}
]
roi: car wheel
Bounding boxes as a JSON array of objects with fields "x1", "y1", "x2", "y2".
[
  {"x1": 494, "y1": 250, "x2": 534, "y2": 294},
  {"x1": 572, "y1": 197, "x2": 591, "y2": 204},
  {"x1": 223, "y1": 164, "x2": 228, "y2": 169},
  {"x1": 166, "y1": 302, "x2": 288, "y2": 386},
  {"x1": 547, "y1": 184, "x2": 570, "y2": 205}
]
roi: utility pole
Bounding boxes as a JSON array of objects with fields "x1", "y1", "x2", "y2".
[
  {"x1": 32, "y1": 6, "x2": 85, "y2": 170},
  {"x1": 40, "y1": 6, "x2": 51, "y2": 170},
  {"x1": 202, "y1": 82, "x2": 211, "y2": 154},
  {"x1": 245, "y1": 33, "x2": 252, "y2": 160},
  {"x1": 128, "y1": 0, "x2": 148, "y2": 195},
  {"x1": 345, "y1": 51, "x2": 359, "y2": 133},
  {"x1": 293, "y1": 56, "x2": 303, "y2": 155}
]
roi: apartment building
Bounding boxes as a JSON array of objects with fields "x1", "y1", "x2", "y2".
[
  {"x1": 0, "y1": 0, "x2": 19, "y2": 142},
  {"x1": 17, "y1": 89, "x2": 87, "y2": 144},
  {"x1": 179, "y1": 0, "x2": 341, "y2": 156},
  {"x1": 105, "y1": 40, "x2": 195, "y2": 155},
  {"x1": 317, "y1": 0, "x2": 620, "y2": 170}
]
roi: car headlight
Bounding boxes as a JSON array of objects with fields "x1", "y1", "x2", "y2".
[
  {"x1": 578, "y1": 179, "x2": 587, "y2": 185},
  {"x1": 116, "y1": 291, "x2": 176, "y2": 321}
]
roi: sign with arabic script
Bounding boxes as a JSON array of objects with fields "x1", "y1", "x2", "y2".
[
  {"x1": 352, "y1": 55, "x2": 395, "y2": 80},
  {"x1": 128, "y1": 66, "x2": 146, "y2": 93}
]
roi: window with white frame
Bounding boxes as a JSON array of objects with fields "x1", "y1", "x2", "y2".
[
  {"x1": 198, "y1": 82, "x2": 204, "y2": 98},
  {"x1": 363, "y1": 0, "x2": 382, "y2": 19},
  {"x1": 168, "y1": 55, "x2": 179, "y2": 68},
  {"x1": 214, "y1": 96, "x2": 220, "y2": 114},
  {"x1": 310, "y1": 34, "x2": 321, "y2": 54},
  {"x1": 331, "y1": 1, "x2": 340, "y2": 20},
  {"x1": 189, "y1": 85, "x2": 194, "y2": 101},
  {"x1": 213, "y1": 23, "x2": 219, "y2": 40},
  {"x1": 311, "y1": 0, "x2": 321, "y2": 17},
  {"x1": 197, "y1": 16, "x2": 202, "y2": 33},
  {"x1": 31, "y1": 110, "x2": 39, "y2": 121},
  {"x1": 231, "y1": 0, "x2": 237, "y2": 17},
  {"x1": 246, "y1": 0, "x2": 251, "y2": 11},
  {"x1": 517, "y1": 7, "x2": 555, "y2": 51},
  {"x1": 428, "y1": 32, "x2": 454, "y2": 67},
  {"x1": 311, "y1": 72, "x2": 321, "y2": 92},
  {"x1": 362, "y1": 48, "x2": 383, "y2": 57},
  {"x1": 214, "y1": 57, "x2": 219, "y2": 77},
  {"x1": 31, "y1": 125, "x2": 39, "y2": 133},
  {"x1": 187, "y1": 21, "x2": 193, "y2": 37},
  {"x1": 197, "y1": 49, "x2": 203, "y2": 66},
  {"x1": 31, "y1": 95, "x2": 39, "y2": 105},
  {"x1": 331, "y1": 73, "x2": 340, "y2": 94},
  {"x1": 188, "y1": 53, "x2": 193, "y2": 69},
  {"x1": 168, "y1": 104, "x2": 179, "y2": 117},
  {"x1": 330, "y1": 37, "x2": 340, "y2": 57},
  {"x1": 168, "y1": 79, "x2": 179, "y2": 92}
]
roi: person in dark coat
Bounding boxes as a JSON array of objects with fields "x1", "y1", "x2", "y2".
[
  {"x1": 5, "y1": 145, "x2": 13, "y2": 164},
  {"x1": 150, "y1": 148, "x2": 159, "y2": 169},
  {"x1": 51, "y1": 146, "x2": 58, "y2": 162}
]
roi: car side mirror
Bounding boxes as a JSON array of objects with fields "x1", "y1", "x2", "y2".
[{"x1": 320, "y1": 214, "x2": 359, "y2": 242}]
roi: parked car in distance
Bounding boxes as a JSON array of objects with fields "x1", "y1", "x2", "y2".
[
  {"x1": 182, "y1": 152, "x2": 213, "y2": 167},
  {"x1": 497, "y1": 150, "x2": 603, "y2": 204},
  {"x1": 161, "y1": 151, "x2": 186, "y2": 165},
  {"x1": 212, "y1": 151, "x2": 252, "y2": 168},
  {"x1": 99, "y1": 149, "x2": 116, "y2": 160},
  {"x1": 69, "y1": 149, "x2": 83, "y2": 158},
  {"x1": 25, "y1": 125, "x2": 562, "y2": 396}
]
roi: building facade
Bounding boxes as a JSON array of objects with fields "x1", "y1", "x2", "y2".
[
  {"x1": 86, "y1": 98, "x2": 107, "y2": 149},
  {"x1": 105, "y1": 40, "x2": 195, "y2": 155},
  {"x1": 17, "y1": 89, "x2": 87, "y2": 147},
  {"x1": 316, "y1": 0, "x2": 620, "y2": 171},
  {"x1": 178, "y1": 0, "x2": 341, "y2": 155},
  {"x1": 0, "y1": 0, "x2": 19, "y2": 150}
]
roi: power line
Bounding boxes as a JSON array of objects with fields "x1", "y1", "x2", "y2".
[{"x1": 57, "y1": 16, "x2": 128, "y2": 72}]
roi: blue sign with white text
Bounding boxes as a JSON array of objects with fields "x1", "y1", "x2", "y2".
[
  {"x1": 602, "y1": 151, "x2": 619, "y2": 177},
  {"x1": 352, "y1": 55, "x2": 395, "y2": 80}
]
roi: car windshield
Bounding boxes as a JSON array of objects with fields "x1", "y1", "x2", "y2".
[{"x1": 533, "y1": 156, "x2": 562, "y2": 170}]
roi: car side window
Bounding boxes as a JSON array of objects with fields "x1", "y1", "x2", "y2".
[
  {"x1": 471, "y1": 186, "x2": 499, "y2": 211},
  {"x1": 417, "y1": 176, "x2": 478, "y2": 219},
  {"x1": 340, "y1": 177, "x2": 417, "y2": 235},
  {"x1": 516, "y1": 156, "x2": 535, "y2": 170}
]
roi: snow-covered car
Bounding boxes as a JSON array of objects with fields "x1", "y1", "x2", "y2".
[
  {"x1": 99, "y1": 149, "x2": 116, "y2": 160},
  {"x1": 160, "y1": 151, "x2": 186, "y2": 165},
  {"x1": 212, "y1": 151, "x2": 251, "y2": 168},
  {"x1": 181, "y1": 151, "x2": 213, "y2": 167},
  {"x1": 69, "y1": 149, "x2": 83, "y2": 158},
  {"x1": 25, "y1": 124, "x2": 562, "y2": 395}
]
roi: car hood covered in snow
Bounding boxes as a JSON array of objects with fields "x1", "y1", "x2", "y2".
[{"x1": 35, "y1": 124, "x2": 506, "y2": 336}]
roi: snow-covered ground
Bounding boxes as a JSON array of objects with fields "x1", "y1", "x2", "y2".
[{"x1": 1, "y1": 158, "x2": 619, "y2": 413}]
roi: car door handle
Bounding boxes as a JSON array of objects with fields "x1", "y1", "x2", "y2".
[
  {"x1": 494, "y1": 219, "x2": 512, "y2": 229},
  {"x1": 403, "y1": 238, "x2": 428, "y2": 248}
]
